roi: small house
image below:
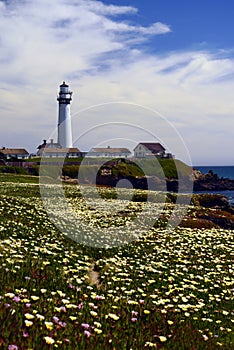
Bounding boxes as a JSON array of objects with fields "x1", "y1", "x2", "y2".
[
  {"x1": 37, "y1": 139, "x2": 81, "y2": 158},
  {"x1": 0, "y1": 147, "x2": 29, "y2": 160},
  {"x1": 86, "y1": 146, "x2": 131, "y2": 158},
  {"x1": 134, "y1": 142, "x2": 171, "y2": 158}
]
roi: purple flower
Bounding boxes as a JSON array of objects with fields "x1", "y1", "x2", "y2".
[
  {"x1": 81, "y1": 323, "x2": 90, "y2": 329},
  {"x1": 13, "y1": 296, "x2": 20, "y2": 303},
  {"x1": 84, "y1": 330, "x2": 91, "y2": 337},
  {"x1": 4, "y1": 303, "x2": 10, "y2": 308},
  {"x1": 53, "y1": 316, "x2": 59, "y2": 323},
  {"x1": 59, "y1": 321, "x2": 66, "y2": 328},
  {"x1": 68, "y1": 284, "x2": 75, "y2": 289},
  {"x1": 131, "y1": 318, "x2": 137, "y2": 322},
  {"x1": 8, "y1": 345, "x2": 18, "y2": 350},
  {"x1": 132, "y1": 311, "x2": 138, "y2": 316},
  {"x1": 24, "y1": 276, "x2": 30, "y2": 280},
  {"x1": 139, "y1": 299, "x2": 144, "y2": 304},
  {"x1": 78, "y1": 302, "x2": 83, "y2": 309},
  {"x1": 25, "y1": 303, "x2": 31, "y2": 308},
  {"x1": 96, "y1": 295, "x2": 102, "y2": 300},
  {"x1": 22, "y1": 331, "x2": 29, "y2": 338}
]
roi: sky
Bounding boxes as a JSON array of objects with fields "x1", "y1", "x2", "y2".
[{"x1": 0, "y1": 0, "x2": 234, "y2": 165}]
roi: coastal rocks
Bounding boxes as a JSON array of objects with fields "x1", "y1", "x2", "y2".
[
  {"x1": 193, "y1": 169, "x2": 234, "y2": 191},
  {"x1": 182, "y1": 193, "x2": 234, "y2": 230},
  {"x1": 191, "y1": 193, "x2": 232, "y2": 210}
]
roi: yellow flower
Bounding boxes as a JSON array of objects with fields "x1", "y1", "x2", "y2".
[
  {"x1": 25, "y1": 320, "x2": 33, "y2": 327},
  {"x1": 69, "y1": 316, "x2": 77, "y2": 321},
  {"x1": 94, "y1": 328, "x2": 102, "y2": 334},
  {"x1": 108, "y1": 313, "x2": 119, "y2": 321},
  {"x1": 144, "y1": 342, "x2": 157, "y2": 347},
  {"x1": 44, "y1": 336, "x2": 55, "y2": 344},
  {"x1": 167, "y1": 320, "x2": 174, "y2": 325},
  {"x1": 94, "y1": 321, "x2": 102, "y2": 328},
  {"x1": 25, "y1": 313, "x2": 34, "y2": 319},
  {"x1": 36, "y1": 314, "x2": 45, "y2": 321},
  {"x1": 31, "y1": 295, "x2": 39, "y2": 301},
  {"x1": 45, "y1": 321, "x2": 53, "y2": 330},
  {"x1": 144, "y1": 310, "x2": 150, "y2": 314},
  {"x1": 90, "y1": 311, "x2": 98, "y2": 317},
  {"x1": 22, "y1": 298, "x2": 30, "y2": 303},
  {"x1": 159, "y1": 336, "x2": 167, "y2": 342},
  {"x1": 5, "y1": 293, "x2": 15, "y2": 298}
]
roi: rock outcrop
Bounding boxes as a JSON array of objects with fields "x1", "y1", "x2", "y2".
[{"x1": 193, "y1": 169, "x2": 234, "y2": 191}]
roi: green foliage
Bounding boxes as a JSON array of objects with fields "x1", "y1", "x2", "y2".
[{"x1": 0, "y1": 165, "x2": 28, "y2": 175}]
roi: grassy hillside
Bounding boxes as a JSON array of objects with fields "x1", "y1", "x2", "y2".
[{"x1": 1, "y1": 158, "x2": 191, "y2": 180}]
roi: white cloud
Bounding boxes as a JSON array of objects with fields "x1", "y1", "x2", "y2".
[{"x1": 102, "y1": 20, "x2": 171, "y2": 35}]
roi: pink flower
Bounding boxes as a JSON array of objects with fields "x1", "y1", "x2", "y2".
[
  {"x1": 132, "y1": 311, "x2": 138, "y2": 316},
  {"x1": 13, "y1": 296, "x2": 20, "y2": 302},
  {"x1": 8, "y1": 345, "x2": 18, "y2": 350},
  {"x1": 139, "y1": 300, "x2": 144, "y2": 304},
  {"x1": 81, "y1": 323, "x2": 90, "y2": 329},
  {"x1": 131, "y1": 318, "x2": 137, "y2": 322},
  {"x1": 23, "y1": 331, "x2": 29, "y2": 338},
  {"x1": 53, "y1": 316, "x2": 59, "y2": 323},
  {"x1": 84, "y1": 330, "x2": 91, "y2": 337},
  {"x1": 59, "y1": 321, "x2": 66, "y2": 328}
]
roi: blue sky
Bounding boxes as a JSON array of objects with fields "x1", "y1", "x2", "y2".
[
  {"x1": 0, "y1": 0, "x2": 234, "y2": 165},
  {"x1": 103, "y1": 0, "x2": 234, "y2": 52}
]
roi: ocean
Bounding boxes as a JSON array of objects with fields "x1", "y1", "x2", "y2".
[
  {"x1": 195, "y1": 166, "x2": 234, "y2": 180},
  {"x1": 194, "y1": 165, "x2": 234, "y2": 205}
]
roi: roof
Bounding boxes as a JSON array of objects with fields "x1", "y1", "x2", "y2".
[
  {"x1": 91, "y1": 147, "x2": 131, "y2": 153},
  {"x1": 37, "y1": 142, "x2": 61, "y2": 149},
  {"x1": 0, "y1": 148, "x2": 29, "y2": 155},
  {"x1": 60, "y1": 81, "x2": 68, "y2": 87},
  {"x1": 41, "y1": 147, "x2": 80, "y2": 154},
  {"x1": 135, "y1": 142, "x2": 165, "y2": 152}
]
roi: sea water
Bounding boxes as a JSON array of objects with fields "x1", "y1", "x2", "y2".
[
  {"x1": 194, "y1": 166, "x2": 234, "y2": 204},
  {"x1": 195, "y1": 166, "x2": 234, "y2": 180}
]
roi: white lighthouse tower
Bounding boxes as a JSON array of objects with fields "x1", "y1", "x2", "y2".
[{"x1": 57, "y1": 81, "x2": 73, "y2": 148}]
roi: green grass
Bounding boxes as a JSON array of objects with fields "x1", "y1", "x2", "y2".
[
  {"x1": 0, "y1": 173, "x2": 39, "y2": 184},
  {"x1": 0, "y1": 179, "x2": 233, "y2": 349}
]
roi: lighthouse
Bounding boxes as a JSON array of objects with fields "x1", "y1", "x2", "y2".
[{"x1": 57, "y1": 82, "x2": 73, "y2": 148}]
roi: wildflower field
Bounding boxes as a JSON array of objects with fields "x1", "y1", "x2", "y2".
[{"x1": 0, "y1": 173, "x2": 233, "y2": 349}]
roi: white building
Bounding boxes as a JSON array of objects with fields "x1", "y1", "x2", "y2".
[
  {"x1": 86, "y1": 146, "x2": 131, "y2": 158},
  {"x1": 0, "y1": 148, "x2": 29, "y2": 160},
  {"x1": 57, "y1": 82, "x2": 73, "y2": 148},
  {"x1": 37, "y1": 140, "x2": 81, "y2": 158},
  {"x1": 134, "y1": 142, "x2": 172, "y2": 158}
]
